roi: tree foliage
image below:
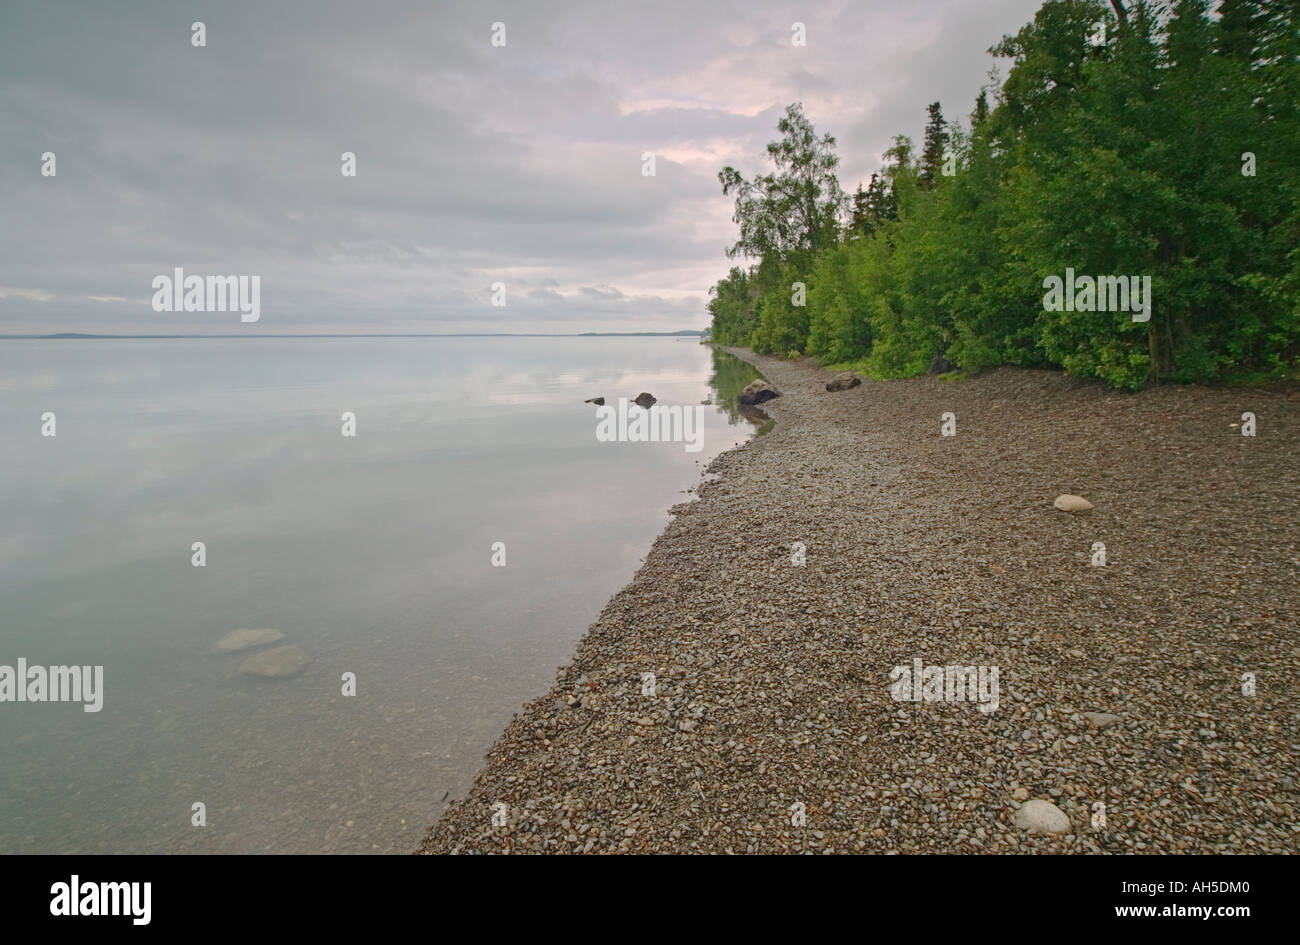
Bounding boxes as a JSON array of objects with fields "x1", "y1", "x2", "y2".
[
  {"x1": 708, "y1": 0, "x2": 1300, "y2": 388},
  {"x1": 719, "y1": 102, "x2": 847, "y2": 266}
]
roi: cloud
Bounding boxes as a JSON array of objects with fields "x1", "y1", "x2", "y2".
[
  {"x1": 0, "y1": 0, "x2": 1044, "y2": 334},
  {"x1": 0, "y1": 286, "x2": 52, "y2": 302}
]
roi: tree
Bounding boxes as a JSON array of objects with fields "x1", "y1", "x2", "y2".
[
  {"x1": 718, "y1": 103, "x2": 847, "y2": 265},
  {"x1": 849, "y1": 184, "x2": 871, "y2": 238},
  {"x1": 919, "y1": 102, "x2": 950, "y2": 188},
  {"x1": 849, "y1": 173, "x2": 895, "y2": 238},
  {"x1": 1216, "y1": 0, "x2": 1266, "y2": 63},
  {"x1": 706, "y1": 267, "x2": 760, "y2": 346},
  {"x1": 707, "y1": 0, "x2": 1299, "y2": 387}
]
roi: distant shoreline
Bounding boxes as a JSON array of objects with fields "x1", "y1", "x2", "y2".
[{"x1": 0, "y1": 331, "x2": 706, "y2": 340}]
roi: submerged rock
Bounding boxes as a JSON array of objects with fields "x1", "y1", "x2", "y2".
[
  {"x1": 1012, "y1": 799, "x2": 1072, "y2": 834},
  {"x1": 584, "y1": 396, "x2": 605, "y2": 406},
  {"x1": 633, "y1": 392, "x2": 657, "y2": 408},
  {"x1": 825, "y1": 371, "x2": 862, "y2": 393},
  {"x1": 738, "y1": 380, "x2": 780, "y2": 406},
  {"x1": 1053, "y1": 494, "x2": 1094, "y2": 512},
  {"x1": 212, "y1": 628, "x2": 285, "y2": 653},
  {"x1": 238, "y1": 645, "x2": 309, "y2": 679}
]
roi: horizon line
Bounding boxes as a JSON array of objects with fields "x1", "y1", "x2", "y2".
[{"x1": 0, "y1": 330, "x2": 708, "y2": 340}]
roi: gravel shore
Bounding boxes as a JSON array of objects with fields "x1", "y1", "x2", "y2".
[{"x1": 420, "y1": 349, "x2": 1298, "y2": 854}]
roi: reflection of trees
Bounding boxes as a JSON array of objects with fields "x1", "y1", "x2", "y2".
[{"x1": 707, "y1": 347, "x2": 766, "y2": 425}]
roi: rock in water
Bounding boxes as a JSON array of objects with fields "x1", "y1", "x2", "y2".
[
  {"x1": 1012, "y1": 799, "x2": 1072, "y2": 834},
  {"x1": 633, "y1": 392, "x2": 657, "y2": 408},
  {"x1": 738, "y1": 380, "x2": 780, "y2": 406},
  {"x1": 584, "y1": 396, "x2": 605, "y2": 406},
  {"x1": 212, "y1": 628, "x2": 285, "y2": 653},
  {"x1": 238, "y1": 645, "x2": 309, "y2": 679},
  {"x1": 1053, "y1": 494, "x2": 1094, "y2": 512},
  {"x1": 825, "y1": 371, "x2": 862, "y2": 393}
]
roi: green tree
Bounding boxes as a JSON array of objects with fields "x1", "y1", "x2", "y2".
[
  {"x1": 1217, "y1": 0, "x2": 1267, "y2": 63},
  {"x1": 707, "y1": 0, "x2": 1300, "y2": 387},
  {"x1": 706, "y1": 267, "x2": 760, "y2": 346},
  {"x1": 718, "y1": 103, "x2": 847, "y2": 265},
  {"x1": 919, "y1": 102, "x2": 950, "y2": 188}
]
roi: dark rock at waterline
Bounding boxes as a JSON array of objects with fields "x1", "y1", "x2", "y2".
[
  {"x1": 584, "y1": 396, "x2": 605, "y2": 406},
  {"x1": 825, "y1": 371, "x2": 862, "y2": 392},
  {"x1": 633, "y1": 392, "x2": 657, "y2": 408},
  {"x1": 738, "y1": 379, "x2": 780, "y2": 406},
  {"x1": 928, "y1": 352, "x2": 956, "y2": 375}
]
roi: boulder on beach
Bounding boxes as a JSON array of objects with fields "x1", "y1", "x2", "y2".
[
  {"x1": 928, "y1": 352, "x2": 956, "y2": 375},
  {"x1": 238, "y1": 644, "x2": 309, "y2": 679},
  {"x1": 633, "y1": 392, "x2": 657, "y2": 408},
  {"x1": 211, "y1": 628, "x2": 285, "y2": 653},
  {"x1": 738, "y1": 379, "x2": 780, "y2": 406},
  {"x1": 1053, "y1": 494, "x2": 1094, "y2": 512},
  {"x1": 825, "y1": 371, "x2": 861, "y2": 393},
  {"x1": 584, "y1": 396, "x2": 605, "y2": 406},
  {"x1": 1012, "y1": 799, "x2": 1072, "y2": 834}
]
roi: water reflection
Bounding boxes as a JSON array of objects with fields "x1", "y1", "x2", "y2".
[
  {"x1": 706, "y1": 346, "x2": 774, "y2": 435},
  {"x1": 0, "y1": 336, "x2": 759, "y2": 854}
]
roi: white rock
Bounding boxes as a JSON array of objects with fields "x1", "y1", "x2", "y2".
[
  {"x1": 238, "y1": 645, "x2": 309, "y2": 678},
  {"x1": 1082, "y1": 712, "x2": 1122, "y2": 730},
  {"x1": 212, "y1": 628, "x2": 285, "y2": 653},
  {"x1": 1013, "y1": 799, "x2": 1072, "y2": 834},
  {"x1": 1053, "y1": 494, "x2": 1094, "y2": 512}
]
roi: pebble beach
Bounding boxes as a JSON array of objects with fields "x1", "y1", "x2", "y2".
[{"x1": 420, "y1": 349, "x2": 1298, "y2": 854}]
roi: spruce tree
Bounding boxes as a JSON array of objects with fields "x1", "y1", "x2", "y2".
[
  {"x1": 919, "y1": 102, "x2": 948, "y2": 188},
  {"x1": 850, "y1": 184, "x2": 871, "y2": 237},
  {"x1": 1217, "y1": 0, "x2": 1265, "y2": 63}
]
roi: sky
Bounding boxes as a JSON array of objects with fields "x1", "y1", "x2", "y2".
[{"x1": 0, "y1": 0, "x2": 1045, "y2": 335}]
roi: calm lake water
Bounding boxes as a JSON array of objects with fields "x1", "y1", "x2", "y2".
[{"x1": 0, "y1": 336, "x2": 763, "y2": 853}]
